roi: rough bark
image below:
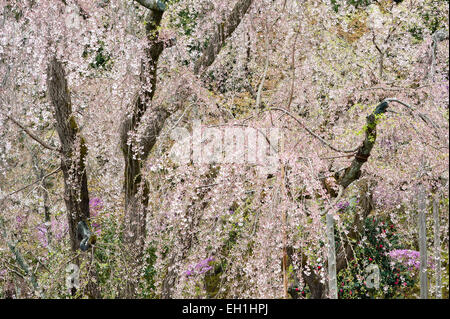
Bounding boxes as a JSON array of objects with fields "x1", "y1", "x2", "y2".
[
  {"x1": 119, "y1": 6, "x2": 165, "y2": 254},
  {"x1": 338, "y1": 101, "x2": 388, "y2": 188},
  {"x1": 46, "y1": 57, "x2": 90, "y2": 252},
  {"x1": 194, "y1": 0, "x2": 254, "y2": 74}
]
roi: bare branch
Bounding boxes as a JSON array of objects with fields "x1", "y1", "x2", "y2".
[
  {"x1": 270, "y1": 107, "x2": 360, "y2": 153},
  {"x1": 385, "y1": 98, "x2": 440, "y2": 129},
  {"x1": 3, "y1": 113, "x2": 60, "y2": 152}
]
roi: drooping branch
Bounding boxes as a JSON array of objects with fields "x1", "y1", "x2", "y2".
[
  {"x1": 256, "y1": 25, "x2": 269, "y2": 109},
  {"x1": 117, "y1": 1, "x2": 257, "y2": 296},
  {"x1": 161, "y1": 170, "x2": 219, "y2": 298}
]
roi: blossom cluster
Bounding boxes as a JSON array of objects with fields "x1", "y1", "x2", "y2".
[
  {"x1": 387, "y1": 249, "x2": 434, "y2": 271},
  {"x1": 184, "y1": 256, "x2": 215, "y2": 277},
  {"x1": 36, "y1": 217, "x2": 68, "y2": 248}
]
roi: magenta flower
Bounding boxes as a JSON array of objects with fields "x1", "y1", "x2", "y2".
[
  {"x1": 336, "y1": 201, "x2": 350, "y2": 211},
  {"x1": 36, "y1": 224, "x2": 48, "y2": 247},
  {"x1": 185, "y1": 256, "x2": 215, "y2": 277},
  {"x1": 388, "y1": 249, "x2": 434, "y2": 271},
  {"x1": 89, "y1": 197, "x2": 103, "y2": 217}
]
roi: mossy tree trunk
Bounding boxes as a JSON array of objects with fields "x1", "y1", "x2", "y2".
[
  {"x1": 47, "y1": 57, "x2": 100, "y2": 298},
  {"x1": 119, "y1": 0, "x2": 255, "y2": 297},
  {"x1": 46, "y1": 57, "x2": 90, "y2": 253}
]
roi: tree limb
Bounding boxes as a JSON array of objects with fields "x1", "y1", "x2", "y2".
[
  {"x1": 3, "y1": 113, "x2": 60, "y2": 152},
  {"x1": 271, "y1": 107, "x2": 359, "y2": 153},
  {"x1": 134, "y1": 0, "x2": 166, "y2": 11},
  {"x1": 194, "y1": 0, "x2": 254, "y2": 74}
]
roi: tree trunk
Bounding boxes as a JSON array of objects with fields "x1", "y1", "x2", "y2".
[
  {"x1": 47, "y1": 57, "x2": 101, "y2": 298},
  {"x1": 194, "y1": 0, "x2": 254, "y2": 74},
  {"x1": 46, "y1": 57, "x2": 90, "y2": 253},
  {"x1": 118, "y1": 6, "x2": 166, "y2": 297}
]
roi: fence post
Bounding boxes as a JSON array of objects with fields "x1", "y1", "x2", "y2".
[
  {"x1": 418, "y1": 186, "x2": 428, "y2": 299},
  {"x1": 327, "y1": 212, "x2": 337, "y2": 299},
  {"x1": 433, "y1": 196, "x2": 442, "y2": 299}
]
